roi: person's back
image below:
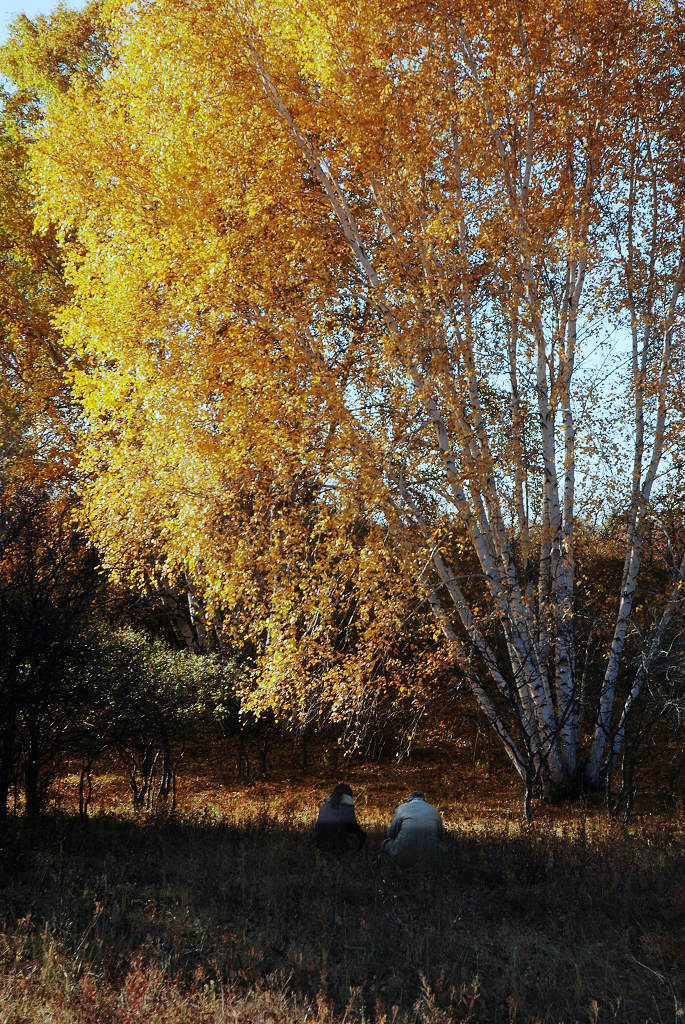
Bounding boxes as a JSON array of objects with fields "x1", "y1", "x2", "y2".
[
  {"x1": 382, "y1": 791, "x2": 447, "y2": 868},
  {"x1": 314, "y1": 783, "x2": 366, "y2": 853}
]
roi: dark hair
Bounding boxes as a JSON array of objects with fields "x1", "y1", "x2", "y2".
[
  {"x1": 328, "y1": 783, "x2": 353, "y2": 808},
  {"x1": 408, "y1": 791, "x2": 425, "y2": 801}
]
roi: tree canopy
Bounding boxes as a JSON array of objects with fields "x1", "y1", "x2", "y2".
[{"x1": 23, "y1": 0, "x2": 685, "y2": 797}]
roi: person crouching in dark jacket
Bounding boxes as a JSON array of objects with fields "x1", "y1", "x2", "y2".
[{"x1": 314, "y1": 783, "x2": 366, "y2": 852}]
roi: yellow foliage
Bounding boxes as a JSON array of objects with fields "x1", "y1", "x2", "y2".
[{"x1": 26, "y1": 0, "x2": 685, "y2": 782}]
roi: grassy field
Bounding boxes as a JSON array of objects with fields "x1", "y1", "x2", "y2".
[{"x1": 0, "y1": 744, "x2": 684, "y2": 1023}]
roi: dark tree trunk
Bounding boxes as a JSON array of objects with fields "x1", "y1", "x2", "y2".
[
  {"x1": 0, "y1": 703, "x2": 17, "y2": 825},
  {"x1": 24, "y1": 750, "x2": 41, "y2": 819}
]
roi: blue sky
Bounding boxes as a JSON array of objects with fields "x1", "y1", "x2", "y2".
[{"x1": 0, "y1": 0, "x2": 86, "y2": 45}]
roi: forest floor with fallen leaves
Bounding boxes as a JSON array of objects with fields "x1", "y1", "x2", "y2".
[{"x1": 1, "y1": 737, "x2": 684, "y2": 1024}]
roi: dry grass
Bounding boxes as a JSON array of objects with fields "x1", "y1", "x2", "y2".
[{"x1": 1, "y1": 742, "x2": 684, "y2": 1023}]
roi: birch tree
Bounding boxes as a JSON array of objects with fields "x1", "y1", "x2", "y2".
[{"x1": 30, "y1": 0, "x2": 685, "y2": 798}]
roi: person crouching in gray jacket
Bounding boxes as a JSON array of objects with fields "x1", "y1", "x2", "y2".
[
  {"x1": 314, "y1": 783, "x2": 366, "y2": 852},
  {"x1": 382, "y1": 791, "x2": 447, "y2": 867}
]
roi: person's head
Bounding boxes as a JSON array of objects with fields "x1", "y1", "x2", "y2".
[
  {"x1": 407, "y1": 791, "x2": 425, "y2": 802},
  {"x1": 328, "y1": 782, "x2": 354, "y2": 808}
]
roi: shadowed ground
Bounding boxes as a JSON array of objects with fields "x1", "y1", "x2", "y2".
[{"x1": 1, "y1": 808, "x2": 684, "y2": 1023}]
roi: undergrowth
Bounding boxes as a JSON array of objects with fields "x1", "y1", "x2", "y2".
[{"x1": 0, "y1": 749, "x2": 683, "y2": 1023}]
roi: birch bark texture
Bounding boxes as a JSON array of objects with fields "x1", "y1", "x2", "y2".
[{"x1": 31, "y1": 0, "x2": 685, "y2": 795}]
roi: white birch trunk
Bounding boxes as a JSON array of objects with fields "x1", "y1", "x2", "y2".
[
  {"x1": 586, "y1": 236, "x2": 684, "y2": 784},
  {"x1": 242, "y1": 16, "x2": 684, "y2": 799},
  {"x1": 607, "y1": 550, "x2": 685, "y2": 777}
]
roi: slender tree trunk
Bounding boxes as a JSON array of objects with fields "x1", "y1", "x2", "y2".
[
  {"x1": 24, "y1": 728, "x2": 41, "y2": 820},
  {"x1": 0, "y1": 702, "x2": 17, "y2": 825}
]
